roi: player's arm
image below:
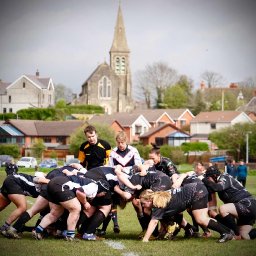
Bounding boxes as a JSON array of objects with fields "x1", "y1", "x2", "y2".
[{"x1": 142, "y1": 218, "x2": 159, "y2": 242}]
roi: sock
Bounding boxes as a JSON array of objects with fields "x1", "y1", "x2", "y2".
[
  {"x1": 13, "y1": 212, "x2": 31, "y2": 232},
  {"x1": 66, "y1": 230, "x2": 75, "y2": 238},
  {"x1": 35, "y1": 225, "x2": 44, "y2": 234},
  {"x1": 111, "y1": 210, "x2": 119, "y2": 226},
  {"x1": 0, "y1": 222, "x2": 10, "y2": 231},
  {"x1": 101, "y1": 214, "x2": 111, "y2": 231},
  {"x1": 85, "y1": 210, "x2": 105, "y2": 234},
  {"x1": 138, "y1": 216, "x2": 148, "y2": 231},
  {"x1": 249, "y1": 228, "x2": 256, "y2": 240},
  {"x1": 222, "y1": 214, "x2": 239, "y2": 235},
  {"x1": 184, "y1": 223, "x2": 193, "y2": 231},
  {"x1": 78, "y1": 216, "x2": 89, "y2": 234},
  {"x1": 207, "y1": 219, "x2": 230, "y2": 235}
]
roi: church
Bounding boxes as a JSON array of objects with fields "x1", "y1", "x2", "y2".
[{"x1": 73, "y1": 5, "x2": 133, "y2": 114}]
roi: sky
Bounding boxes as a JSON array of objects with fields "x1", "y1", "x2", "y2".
[{"x1": 1, "y1": 0, "x2": 256, "y2": 98}]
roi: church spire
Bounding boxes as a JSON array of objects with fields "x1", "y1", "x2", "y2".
[{"x1": 110, "y1": 4, "x2": 129, "y2": 53}]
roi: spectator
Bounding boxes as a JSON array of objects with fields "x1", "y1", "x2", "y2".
[
  {"x1": 226, "y1": 159, "x2": 237, "y2": 178},
  {"x1": 237, "y1": 160, "x2": 248, "y2": 187}
]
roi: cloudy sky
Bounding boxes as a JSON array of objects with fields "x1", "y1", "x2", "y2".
[{"x1": 1, "y1": 0, "x2": 255, "y2": 96}]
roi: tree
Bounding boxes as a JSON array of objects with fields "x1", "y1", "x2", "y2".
[
  {"x1": 163, "y1": 75, "x2": 193, "y2": 109},
  {"x1": 135, "y1": 62, "x2": 178, "y2": 108},
  {"x1": 209, "y1": 123, "x2": 256, "y2": 160},
  {"x1": 163, "y1": 84, "x2": 187, "y2": 108},
  {"x1": 55, "y1": 84, "x2": 75, "y2": 103},
  {"x1": 32, "y1": 139, "x2": 45, "y2": 159},
  {"x1": 201, "y1": 71, "x2": 225, "y2": 88},
  {"x1": 191, "y1": 90, "x2": 207, "y2": 115}
]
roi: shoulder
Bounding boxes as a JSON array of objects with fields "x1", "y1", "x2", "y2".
[{"x1": 98, "y1": 139, "x2": 111, "y2": 148}]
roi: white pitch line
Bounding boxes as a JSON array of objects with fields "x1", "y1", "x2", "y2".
[{"x1": 104, "y1": 240, "x2": 139, "y2": 256}]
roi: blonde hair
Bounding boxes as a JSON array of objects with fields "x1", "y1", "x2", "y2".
[
  {"x1": 140, "y1": 189, "x2": 172, "y2": 208},
  {"x1": 116, "y1": 131, "x2": 127, "y2": 142}
]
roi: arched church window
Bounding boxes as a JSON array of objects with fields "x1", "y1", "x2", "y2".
[
  {"x1": 98, "y1": 76, "x2": 111, "y2": 99},
  {"x1": 115, "y1": 57, "x2": 120, "y2": 74}
]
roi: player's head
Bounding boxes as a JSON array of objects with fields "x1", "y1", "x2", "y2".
[{"x1": 205, "y1": 166, "x2": 221, "y2": 182}]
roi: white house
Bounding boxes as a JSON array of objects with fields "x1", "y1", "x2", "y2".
[
  {"x1": 190, "y1": 111, "x2": 254, "y2": 145},
  {"x1": 0, "y1": 70, "x2": 55, "y2": 113}
]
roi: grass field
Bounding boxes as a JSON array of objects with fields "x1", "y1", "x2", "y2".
[{"x1": 0, "y1": 170, "x2": 256, "y2": 256}]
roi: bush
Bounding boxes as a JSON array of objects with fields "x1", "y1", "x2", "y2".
[
  {"x1": 0, "y1": 144, "x2": 20, "y2": 158},
  {"x1": 135, "y1": 144, "x2": 151, "y2": 160}
]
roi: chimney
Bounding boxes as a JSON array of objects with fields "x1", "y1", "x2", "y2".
[
  {"x1": 229, "y1": 83, "x2": 238, "y2": 89},
  {"x1": 200, "y1": 81, "x2": 205, "y2": 90},
  {"x1": 36, "y1": 69, "x2": 40, "y2": 77}
]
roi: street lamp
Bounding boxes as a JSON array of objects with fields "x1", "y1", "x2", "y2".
[{"x1": 246, "y1": 131, "x2": 252, "y2": 163}]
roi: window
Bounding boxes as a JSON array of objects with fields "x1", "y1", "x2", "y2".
[
  {"x1": 23, "y1": 82, "x2": 25, "y2": 88},
  {"x1": 155, "y1": 137, "x2": 164, "y2": 146},
  {"x1": 210, "y1": 123, "x2": 216, "y2": 129},
  {"x1": 135, "y1": 125, "x2": 142, "y2": 135},
  {"x1": 9, "y1": 96, "x2": 11, "y2": 103},
  {"x1": 57, "y1": 136, "x2": 65, "y2": 144},
  {"x1": 9, "y1": 108, "x2": 12, "y2": 113},
  {"x1": 115, "y1": 56, "x2": 126, "y2": 74},
  {"x1": 3, "y1": 108, "x2": 6, "y2": 113},
  {"x1": 98, "y1": 76, "x2": 111, "y2": 99},
  {"x1": 180, "y1": 120, "x2": 186, "y2": 126},
  {"x1": 43, "y1": 137, "x2": 51, "y2": 143}
]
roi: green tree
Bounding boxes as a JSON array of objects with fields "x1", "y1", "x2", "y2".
[
  {"x1": 163, "y1": 84, "x2": 187, "y2": 108},
  {"x1": 209, "y1": 123, "x2": 256, "y2": 160},
  {"x1": 192, "y1": 90, "x2": 207, "y2": 115},
  {"x1": 32, "y1": 139, "x2": 45, "y2": 159},
  {"x1": 0, "y1": 144, "x2": 20, "y2": 158}
]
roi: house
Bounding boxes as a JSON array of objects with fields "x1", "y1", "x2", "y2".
[
  {"x1": 237, "y1": 92, "x2": 256, "y2": 122},
  {"x1": 90, "y1": 112, "x2": 151, "y2": 143},
  {"x1": 73, "y1": 5, "x2": 133, "y2": 114},
  {"x1": 133, "y1": 108, "x2": 194, "y2": 130},
  {"x1": 88, "y1": 114, "x2": 124, "y2": 134},
  {"x1": 0, "y1": 119, "x2": 85, "y2": 157},
  {"x1": 0, "y1": 70, "x2": 54, "y2": 113},
  {"x1": 190, "y1": 111, "x2": 254, "y2": 146},
  {"x1": 164, "y1": 109, "x2": 195, "y2": 129},
  {"x1": 139, "y1": 123, "x2": 190, "y2": 146},
  {"x1": 132, "y1": 109, "x2": 175, "y2": 128}
]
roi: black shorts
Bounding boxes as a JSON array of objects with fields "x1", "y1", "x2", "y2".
[
  {"x1": 90, "y1": 191, "x2": 112, "y2": 206},
  {"x1": 191, "y1": 183, "x2": 209, "y2": 210},
  {"x1": 47, "y1": 176, "x2": 76, "y2": 204},
  {"x1": 1, "y1": 176, "x2": 25, "y2": 197},
  {"x1": 235, "y1": 197, "x2": 256, "y2": 226}
]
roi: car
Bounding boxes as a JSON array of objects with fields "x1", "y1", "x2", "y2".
[
  {"x1": 0, "y1": 155, "x2": 14, "y2": 167},
  {"x1": 39, "y1": 159, "x2": 58, "y2": 168},
  {"x1": 16, "y1": 157, "x2": 38, "y2": 168},
  {"x1": 64, "y1": 158, "x2": 80, "y2": 166}
]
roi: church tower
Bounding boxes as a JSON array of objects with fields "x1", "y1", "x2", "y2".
[
  {"x1": 110, "y1": 4, "x2": 132, "y2": 111},
  {"x1": 75, "y1": 4, "x2": 133, "y2": 114}
]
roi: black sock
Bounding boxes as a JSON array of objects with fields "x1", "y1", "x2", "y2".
[
  {"x1": 207, "y1": 219, "x2": 230, "y2": 235},
  {"x1": 222, "y1": 214, "x2": 239, "y2": 235},
  {"x1": 85, "y1": 210, "x2": 106, "y2": 234},
  {"x1": 184, "y1": 223, "x2": 193, "y2": 231},
  {"x1": 138, "y1": 216, "x2": 148, "y2": 231},
  {"x1": 249, "y1": 228, "x2": 256, "y2": 239},
  {"x1": 13, "y1": 212, "x2": 31, "y2": 232},
  {"x1": 101, "y1": 214, "x2": 111, "y2": 231},
  {"x1": 78, "y1": 214, "x2": 89, "y2": 234},
  {"x1": 111, "y1": 211, "x2": 118, "y2": 226}
]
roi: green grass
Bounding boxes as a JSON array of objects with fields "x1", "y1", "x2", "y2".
[{"x1": 0, "y1": 172, "x2": 256, "y2": 256}]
